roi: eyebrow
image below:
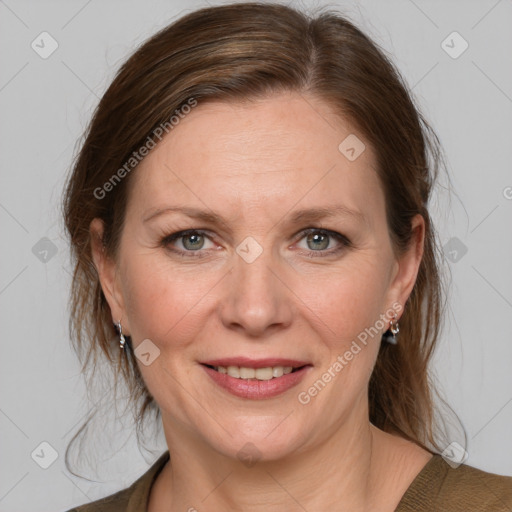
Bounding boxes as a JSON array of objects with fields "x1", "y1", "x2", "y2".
[{"x1": 143, "y1": 205, "x2": 366, "y2": 227}]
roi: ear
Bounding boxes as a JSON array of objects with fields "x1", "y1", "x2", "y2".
[
  {"x1": 387, "y1": 214, "x2": 425, "y2": 316},
  {"x1": 89, "y1": 218, "x2": 129, "y2": 333}
]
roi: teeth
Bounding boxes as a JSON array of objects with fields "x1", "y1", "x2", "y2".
[
  {"x1": 255, "y1": 367, "x2": 273, "y2": 380},
  {"x1": 227, "y1": 366, "x2": 240, "y2": 378},
  {"x1": 272, "y1": 366, "x2": 283, "y2": 378},
  {"x1": 217, "y1": 365, "x2": 299, "y2": 380},
  {"x1": 239, "y1": 367, "x2": 255, "y2": 379}
]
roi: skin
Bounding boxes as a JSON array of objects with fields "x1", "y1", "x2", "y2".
[{"x1": 90, "y1": 92, "x2": 432, "y2": 512}]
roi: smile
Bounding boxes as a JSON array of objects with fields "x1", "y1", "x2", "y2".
[{"x1": 200, "y1": 358, "x2": 312, "y2": 399}]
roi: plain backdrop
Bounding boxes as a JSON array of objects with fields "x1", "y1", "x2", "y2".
[{"x1": 1, "y1": 0, "x2": 511, "y2": 510}]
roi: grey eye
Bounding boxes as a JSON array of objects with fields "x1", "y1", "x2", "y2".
[
  {"x1": 181, "y1": 233, "x2": 206, "y2": 250},
  {"x1": 305, "y1": 231, "x2": 330, "y2": 251}
]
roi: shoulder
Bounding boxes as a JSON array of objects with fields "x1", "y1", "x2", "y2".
[
  {"x1": 397, "y1": 454, "x2": 512, "y2": 511},
  {"x1": 437, "y1": 459, "x2": 512, "y2": 509},
  {"x1": 64, "y1": 487, "x2": 131, "y2": 512},
  {"x1": 63, "y1": 451, "x2": 170, "y2": 512}
]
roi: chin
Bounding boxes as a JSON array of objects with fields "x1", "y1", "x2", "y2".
[{"x1": 205, "y1": 418, "x2": 310, "y2": 464}]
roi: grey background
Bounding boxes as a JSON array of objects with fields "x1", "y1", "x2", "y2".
[{"x1": 0, "y1": 0, "x2": 511, "y2": 510}]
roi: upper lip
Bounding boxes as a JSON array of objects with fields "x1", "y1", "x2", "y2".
[{"x1": 201, "y1": 357, "x2": 311, "y2": 369}]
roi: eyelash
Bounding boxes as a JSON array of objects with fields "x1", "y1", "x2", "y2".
[{"x1": 160, "y1": 228, "x2": 351, "y2": 259}]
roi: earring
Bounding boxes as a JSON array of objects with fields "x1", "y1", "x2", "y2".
[
  {"x1": 116, "y1": 320, "x2": 126, "y2": 349},
  {"x1": 384, "y1": 313, "x2": 399, "y2": 345}
]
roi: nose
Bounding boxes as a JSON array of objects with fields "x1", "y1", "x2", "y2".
[{"x1": 219, "y1": 244, "x2": 294, "y2": 338}]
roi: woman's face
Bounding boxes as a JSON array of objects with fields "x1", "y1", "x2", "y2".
[{"x1": 92, "y1": 92, "x2": 423, "y2": 461}]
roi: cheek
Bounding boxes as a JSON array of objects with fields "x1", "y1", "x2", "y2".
[
  {"x1": 120, "y1": 253, "x2": 221, "y2": 348},
  {"x1": 294, "y1": 259, "x2": 389, "y2": 343},
  {"x1": 290, "y1": 259, "x2": 389, "y2": 399}
]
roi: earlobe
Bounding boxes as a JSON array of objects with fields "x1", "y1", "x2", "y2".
[{"x1": 89, "y1": 218, "x2": 126, "y2": 327}]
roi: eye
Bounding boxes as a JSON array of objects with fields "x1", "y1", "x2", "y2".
[
  {"x1": 160, "y1": 227, "x2": 351, "y2": 259},
  {"x1": 161, "y1": 229, "x2": 216, "y2": 256},
  {"x1": 295, "y1": 228, "x2": 351, "y2": 257}
]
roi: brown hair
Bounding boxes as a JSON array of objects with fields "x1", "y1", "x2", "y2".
[{"x1": 63, "y1": 1, "x2": 454, "y2": 474}]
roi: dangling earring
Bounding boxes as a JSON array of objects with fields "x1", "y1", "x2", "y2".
[
  {"x1": 116, "y1": 320, "x2": 126, "y2": 349},
  {"x1": 384, "y1": 313, "x2": 399, "y2": 345}
]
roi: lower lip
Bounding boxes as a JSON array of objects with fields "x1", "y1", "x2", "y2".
[{"x1": 201, "y1": 365, "x2": 311, "y2": 399}]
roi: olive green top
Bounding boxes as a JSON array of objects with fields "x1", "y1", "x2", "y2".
[{"x1": 66, "y1": 451, "x2": 512, "y2": 511}]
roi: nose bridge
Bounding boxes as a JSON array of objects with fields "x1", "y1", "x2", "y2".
[
  {"x1": 235, "y1": 238, "x2": 276, "y2": 296},
  {"x1": 220, "y1": 235, "x2": 292, "y2": 335}
]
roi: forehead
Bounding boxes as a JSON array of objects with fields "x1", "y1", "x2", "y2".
[{"x1": 129, "y1": 92, "x2": 384, "y2": 225}]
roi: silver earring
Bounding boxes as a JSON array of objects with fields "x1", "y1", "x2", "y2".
[
  {"x1": 116, "y1": 320, "x2": 126, "y2": 349},
  {"x1": 384, "y1": 314, "x2": 399, "y2": 345}
]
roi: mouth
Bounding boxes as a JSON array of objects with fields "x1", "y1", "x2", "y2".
[{"x1": 200, "y1": 358, "x2": 312, "y2": 399}]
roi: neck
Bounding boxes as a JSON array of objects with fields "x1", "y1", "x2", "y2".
[{"x1": 151, "y1": 409, "x2": 419, "y2": 512}]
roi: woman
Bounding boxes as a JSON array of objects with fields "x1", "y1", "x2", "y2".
[{"x1": 63, "y1": 3, "x2": 512, "y2": 511}]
